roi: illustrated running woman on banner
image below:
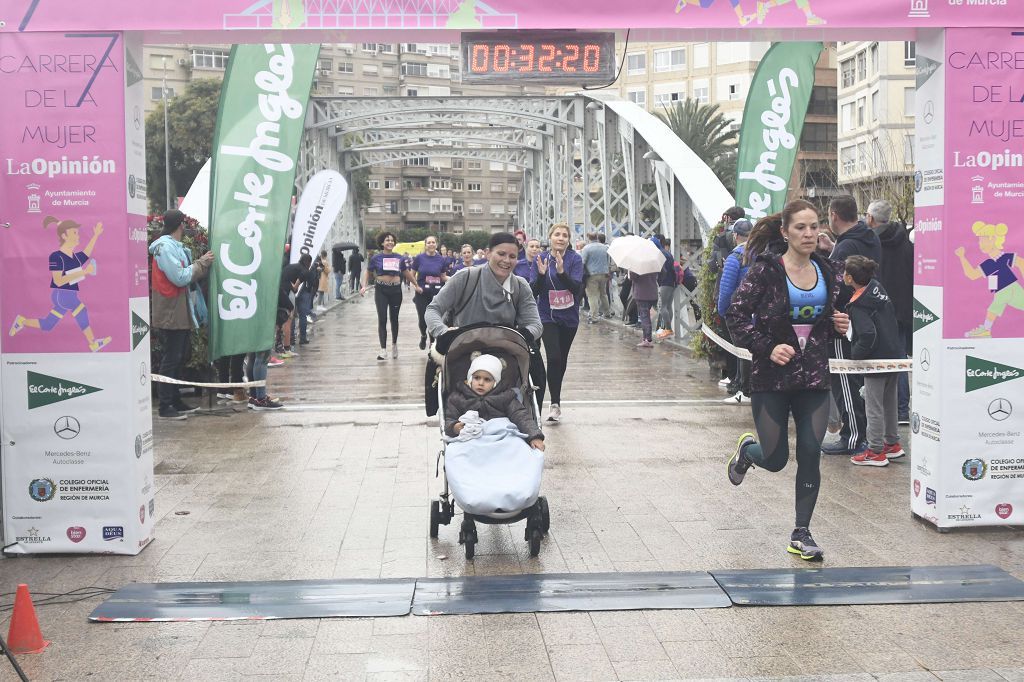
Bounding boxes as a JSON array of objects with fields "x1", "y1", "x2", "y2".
[
  {"x1": 955, "y1": 220, "x2": 1024, "y2": 338},
  {"x1": 8, "y1": 216, "x2": 111, "y2": 352}
]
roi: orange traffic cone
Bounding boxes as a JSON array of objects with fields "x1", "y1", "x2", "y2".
[{"x1": 7, "y1": 584, "x2": 49, "y2": 654}]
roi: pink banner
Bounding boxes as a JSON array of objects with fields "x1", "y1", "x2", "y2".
[
  {"x1": 0, "y1": 0, "x2": 1019, "y2": 33},
  {"x1": 0, "y1": 32, "x2": 129, "y2": 354},
  {"x1": 943, "y1": 28, "x2": 1024, "y2": 341}
]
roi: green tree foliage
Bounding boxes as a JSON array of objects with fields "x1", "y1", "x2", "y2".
[
  {"x1": 656, "y1": 99, "x2": 738, "y2": 195},
  {"x1": 146, "y1": 78, "x2": 222, "y2": 214}
]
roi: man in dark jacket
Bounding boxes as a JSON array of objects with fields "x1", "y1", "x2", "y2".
[
  {"x1": 331, "y1": 247, "x2": 347, "y2": 299},
  {"x1": 867, "y1": 199, "x2": 914, "y2": 422},
  {"x1": 820, "y1": 195, "x2": 881, "y2": 456}
]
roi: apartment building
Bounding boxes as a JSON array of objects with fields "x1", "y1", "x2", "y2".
[
  {"x1": 142, "y1": 42, "x2": 543, "y2": 236},
  {"x1": 836, "y1": 40, "x2": 916, "y2": 212}
]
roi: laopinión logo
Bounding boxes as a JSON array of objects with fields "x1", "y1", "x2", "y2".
[
  {"x1": 29, "y1": 478, "x2": 56, "y2": 501},
  {"x1": 962, "y1": 458, "x2": 987, "y2": 481}
]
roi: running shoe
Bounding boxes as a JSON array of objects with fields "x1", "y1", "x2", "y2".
[
  {"x1": 8, "y1": 315, "x2": 25, "y2": 337},
  {"x1": 898, "y1": 413, "x2": 910, "y2": 426},
  {"x1": 728, "y1": 432, "x2": 756, "y2": 486},
  {"x1": 216, "y1": 392, "x2": 232, "y2": 402},
  {"x1": 724, "y1": 392, "x2": 751, "y2": 404},
  {"x1": 231, "y1": 389, "x2": 248, "y2": 404},
  {"x1": 377, "y1": 349, "x2": 388, "y2": 361},
  {"x1": 655, "y1": 329, "x2": 673, "y2": 340},
  {"x1": 547, "y1": 404, "x2": 561, "y2": 422},
  {"x1": 157, "y1": 406, "x2": 187, "y2": 421},
  {"x1": 787, "y1": 527, "x2": 824, "y2": 561},
  {"x1": 882, "y1": 442, "x2": 905, "y2": 459},
  {"x1": 821, "y1": 440, "x2": 867, "y2": 456},
  {"x1": 89, "y1": 336, "x2": 111, "y2": 352},
  {"x1": 173, "y1": 401, "x2": 201, "y2": 415},
  {"x1": 267, "y1": 356, "x2": 285, "y2": 367},
  {"x1": 718, "y1": 377, "x2": 732, "y2": 388},
  {"x1": 965, "y1": 325, "x2": 991, "y2": 338},
  {"x1": 248, "y1": 396, "x2": 284, "y2": 410},
  {"x1": 851, "y1": 448, "x2": 889, "y2": 466},
  {"x1": 636, "y1": 340, "x2": 654, "y2": 348}
]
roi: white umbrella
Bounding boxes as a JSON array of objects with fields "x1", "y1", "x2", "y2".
[{"x1": 607, "y1": 235, "x2": 666, "y2": 275}]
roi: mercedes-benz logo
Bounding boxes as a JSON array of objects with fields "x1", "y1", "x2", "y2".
[
  {"x1": 54, "y1": 416, "x2": 81, "y2": 440},
  {"x1": 923, "y1": 100, "x2": 935, "y2": 125},
  {"x1": 919, "y1": 348, "x2": 931, "y2": 371},
  {"x1": 139, "y1": 362, "x2": 148, "y2": 386},
  {"x1": 988, "y1": 398, "x2": 1012, "y2": 421}
]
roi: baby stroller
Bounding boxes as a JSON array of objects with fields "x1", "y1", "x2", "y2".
[{"x1": 428, "y1": 324, "x2": 550, "y2": 559}]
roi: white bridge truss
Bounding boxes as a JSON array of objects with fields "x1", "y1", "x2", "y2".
[{"x1": 299, "y1": 94, "x2": 732, "y2": 251}]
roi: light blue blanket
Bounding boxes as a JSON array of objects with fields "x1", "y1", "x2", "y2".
[{"x1": 444, "y1": 418, "x2": 544, "y2": 516}]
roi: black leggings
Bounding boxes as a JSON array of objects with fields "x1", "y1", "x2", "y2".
[
  {"x1": 745, "y1": 390, "x2": 830, "y2": 529},
  {"x1": 374, "y1": 285, "x2": 402, "y2": 348},
  {"x1": 413, "y1": 291, "x2": 436, "y2": 339},
  {"x1": 541, "y1": 323, "x2": 578, "y2": 405}
]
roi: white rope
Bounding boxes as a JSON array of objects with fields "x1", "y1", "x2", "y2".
[
  {"x1": 151, "y1": 374, "x2": 266, "y2": 388},
  {"x1": 701, "y1": 324, "x2": 912, "y2": 374}
]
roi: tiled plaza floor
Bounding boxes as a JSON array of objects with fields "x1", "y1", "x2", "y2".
[{"x1": 1, "y1": 287, "x2": 1023, "y2": 681}]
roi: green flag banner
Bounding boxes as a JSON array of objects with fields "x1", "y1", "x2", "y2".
[
  {"x1": 735, "y1": 42, "x2": 823, "y2": 220},
  {"x1": 208, "y1": 43, "x2": 319, "y2": 360}
]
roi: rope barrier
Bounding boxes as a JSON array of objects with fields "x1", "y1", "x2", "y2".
[
  {"x1": 701, "y1": 324, "x2": 912, "y2": 374},
  {"x1": 150, "y1": 375, "x2": 266, "y2": 388}
]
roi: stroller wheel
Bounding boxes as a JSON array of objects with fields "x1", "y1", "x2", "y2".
[
  {"x1": 528, "y1": 527, "x2": 543, "y2": 557},
  {"x1": 538, "y1": 496, "x2": 550, "y2": 534},
  {"x1": 429, "y1": 500, "x2": 441, "y2": 538},
  {"x1": 461, "y1": 517, "x2": 477, "y2": 560}
]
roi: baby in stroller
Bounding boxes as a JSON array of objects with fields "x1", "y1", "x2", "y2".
[{"x1": 445, "y1": 352, "x2": 545, "y2": 451}]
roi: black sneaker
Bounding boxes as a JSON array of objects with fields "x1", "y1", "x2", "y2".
[
  {"x1": 728, "y1": 433, "x2": 756, "y2": 486},
  {"x1": 898, "y1": 413, "x2": 910, "y2": 426},
  {"x1": 173, "y1": 401, "x2": 200, "y2": 414},
  {"x1": 419, "y1": 336, "x2": 427, "y2": 350},
  {"x1": 787, "y1": 527, "x2": 824, "y2": 561},
  {"x1": 248, "y1": 396, "x2": 283, "y2": 410},
  {"x1": 157, "y1": 406, "x2": 187, "y2": 421}
]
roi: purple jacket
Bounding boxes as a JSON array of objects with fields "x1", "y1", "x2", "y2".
[
  {"x1": 725, "y1": 253, "x2": 844, "y2": 393},
  {"x1": 533, "y1": 249, "x2": 585, "y2": 327}
]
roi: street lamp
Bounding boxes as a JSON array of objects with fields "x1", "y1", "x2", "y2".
[{"x1": 161, "y1": 57, "x2": 174, "y2": 210}]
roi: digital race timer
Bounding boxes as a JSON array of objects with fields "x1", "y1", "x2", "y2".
[{"x1": 460, "y1": 31, "x2": 616, "y2": 83}]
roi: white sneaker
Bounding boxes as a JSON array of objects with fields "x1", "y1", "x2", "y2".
[
  {"x1": 316, "y1": 305, "x2": 327, "y2": 313},
  {"x1": 724, "y1": 392, "x2": 751, "y2": 404},
  {"x1": 546, "y1": 404, "x2": 561, "y2": 422},
  {"x1": 718, "y1": 377, "x2": 732, "y2": 387},
  {"x1": 821, "y1": 429, "x2": 843, "y2": 449}
]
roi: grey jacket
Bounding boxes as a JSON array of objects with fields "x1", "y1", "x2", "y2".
[{"x1": 425, "y1": 265, "x2": 543, "y2": 340}]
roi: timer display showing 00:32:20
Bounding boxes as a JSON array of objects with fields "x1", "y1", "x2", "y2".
[{"x1": 469, "y1": 43, "x2": 603, "y2": 74}]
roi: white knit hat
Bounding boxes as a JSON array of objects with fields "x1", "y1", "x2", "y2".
[{"x1": 467, "y1": 353, "x2": 503, "y2": 385}]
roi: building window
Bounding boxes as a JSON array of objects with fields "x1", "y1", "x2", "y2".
[
  {"x1": 383, "y1": 85, "x2": 398, "y2": 96},
  {"x1": 508, "y1": 204, "x2": 518, "y2": 215},
  {"x1": 799, "y1": 122, "x2": 837, "y2": 153},
  {"x1": 338, "y1": 61, "x2": 353, "y2": 73},
  {"x1": 151, "y1": 86, "x2": 174, "y2": 100},
  {"x1": 378, "y1": 44, "x2": 395, "y2": 54},
  {"x1": 490, "y1": 182, "x2": 504, "y2": 192},
  {"x1": 337, "y1": 85, "x2": 354, "y2": 95},
  {"x1": 384, "y1": 178, "x2": 398, "y2": 190},
  {"x1": 407, "y1": 198, "x2": 430, "y2": 213},
  {"x1": 807, "y1": 86, "x2": 837, "y2": 116},
  {"x1": 431, "y1": 199, "x2": 452, "y2": 213},
  {"x1": 840, "y1": 58, "x2": 855, "y2": 88},
  {"x1": 871, "y1": 91, "x2": 879, "y2": 122},
  {"x1": 841, "y1": 102, "x2": 853, "y2": 131},
  {"x1": 468, "y1": 203, "x2": 483, "y2": 215},
  {"x1": 693, "y1": 85, "x2": 709, "y2": 104},
  {"x1": 402, "y1": 62, "x2": 428, "y2": 77},
  {"x1": 453, "y1": 203, "x2": 464, "y2": 215},
  {"x1": 654, "y1": 92, "x2": 683, "y2": 108},
  {"x1": 404, "y1": 157, "x2": 429, "y2": 166},
  {"x1": 453, "y1": 180, "x2": 464, "y2": 190},
  {"x1": 870, "y1": 43, "x2": 879, "y2": 75},
  {"x1": 468, "y1": 182, "x2": 482, "y2": 192},
  {"x1": 654, "y1": 48, "x2": 686, "y2": 72},
  {"x1": 361, "y1": 43, "x2": 376, "y2": 53},
  {"x1": 452, "y1": 160, "x2": 464, "y2": 170},
  {"x1": 489, "y1": 161, "x2": 504, "y2": 171},
  {"x1": 317, "y1": 58, "x2": 332, "y2": 74},
  {"x1": 627, "y1": 89, "x2": 647, "y2": 107},
  {"x1": 364, "y1": 87, "x2": 378, "y2": 96},
  {"x1": 431, "y1": 178, "x2": 451, "y2": 190},
  {"x1": 191, "y1": 49, "x2": 229, "y2": 69},
  {"x1": 904, "y1": 42, "x2": 916, "y2": 67},
  {"x1": 386, "y1": 200, "x2": 398, "y2": 214},
  {"x1": 840, "y1": 146, "x2": 856, "y2": 175},
  {"x1": 490, "y1": 204, "x2": 504, "y2": 215},
  {"x1": 507, "y1": 183, "x2": 519, "y2": 193},
  {"x1": 728, "y1": 83, "x2": 739, "y2": 100},
  {"x1": 693, "y1": 43, "x2": 709, "y2": 69},
  {"x1": 406, "y1": 88, "x2": 418, "y2": 97},
  {"x1": 627, "y1": 53, "x2": 646, "y2": 75},
  {"x1": 368, "y1": 179, "x2": 381, "y2": 190},
  {"x1": 383, "y1": 64, "x2": 395, "y2": 77},
  {"x1": 856, "y1": 51, "x2": 867, "y2": 82},
  {"x1": 857, "y1": 98, "x2": 865, "y2": 128},
  {"x1": 904, "y1": 87, "x2": 915, "y2": 116},
  {"x1": 363, "y1": 65, "x2": 378, "y2": 76},
  {"x1": 467, "y1": 161, "x2": 482, "y2": 170},
  {"x1": 857, "y1": 142, "x2": 869, "y2": 171}
]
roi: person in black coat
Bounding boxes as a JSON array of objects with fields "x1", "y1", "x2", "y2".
[
  {"x1": 845, "y1": 256, "x2": 904, "y2": 467},
  {"x1": 867, "y1": 199, "x2": 914, "y2": 421}
]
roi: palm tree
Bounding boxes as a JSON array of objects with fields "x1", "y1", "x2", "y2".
[{"x1": 655, "y1": 98, "x2": 738, "y2": 194}]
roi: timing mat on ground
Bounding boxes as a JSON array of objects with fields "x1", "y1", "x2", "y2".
[
  {"x1": 88, "y1": 565, "x2": 1024, "y2": 621},
  {"x1": 412, "y1": 571, "x2": 732, "y2": 615},
  {"x1": 88, "y1": 578, "x2": 417, "y2": 622},
  {"x1": 710, "y1": 564, "x2": 1024, "y2": 606}
]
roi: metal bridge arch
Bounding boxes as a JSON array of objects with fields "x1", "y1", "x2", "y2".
[{"x1": 297, "y1": 93, "x2": 732, "y2": 253}]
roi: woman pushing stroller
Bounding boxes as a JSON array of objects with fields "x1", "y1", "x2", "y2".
[{"x1": 446, "y1": 352, "x2": 546, "y2": 451}]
